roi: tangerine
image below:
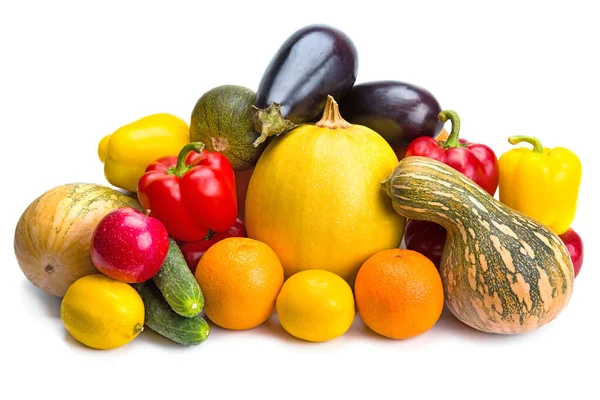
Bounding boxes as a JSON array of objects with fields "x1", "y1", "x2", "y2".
[
  {"x1": 354, "y1": 248, "x2": 444, "y2": 339},
  {"x1": 195, "y1": 237, "x2": 284, "y2": 330}
]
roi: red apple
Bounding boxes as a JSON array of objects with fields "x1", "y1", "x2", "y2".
[
  {"x1": 91, "y1": 207, "x2": 169, "y2": 283},
  {"x1": 559, "y1": 227, "x2": 584, "y2": 278}
]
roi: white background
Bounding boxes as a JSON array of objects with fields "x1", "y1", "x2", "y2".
[{"x1": 1, "y1": 1, "x2": 598, "y2": 399}]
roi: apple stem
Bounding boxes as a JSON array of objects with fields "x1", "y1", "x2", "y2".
[{"x1": 144, "y1": 209, "x2": 151, "y2": 217}]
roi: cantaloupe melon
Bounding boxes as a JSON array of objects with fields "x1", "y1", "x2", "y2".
[{"x1": 14, "y1": 183, "x2": 141, "y2": 297}]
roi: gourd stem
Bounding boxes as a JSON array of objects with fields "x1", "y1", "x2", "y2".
[
  {"x1": 170, "y1": 142, "x2": 205, "y2": 177},
  {"x1": 508, "y1": 135, "x2": 544, "y2": 153},
  {"x1": 438, "y1": 110, "x2": 465, "y2": 148},
  {"x1": 380, "y1": 177, "x2": 392, "y2": 198},
  {"x1": 315, "y1": 95, "x2": 352, "y2": 129}
]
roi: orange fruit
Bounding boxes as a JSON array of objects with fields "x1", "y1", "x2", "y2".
[
  {"x1": 437, "y1": 128, "x2": 450, "y2": 142},
  {"x1": 194, "y1": 237, "x2": 284, "y2": 330},
  {"x1": 354, "y1": 248, "x2": 444, "y2": 339}
]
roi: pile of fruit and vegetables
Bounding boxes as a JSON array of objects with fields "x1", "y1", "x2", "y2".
[{"x1": 13, "y1": 24, "x2": 584, "y2": 349}]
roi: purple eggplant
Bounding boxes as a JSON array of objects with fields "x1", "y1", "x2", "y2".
[
  {"x1": 338, "y1": 81, "x2": 443, "y2": 148},
  {"x1": 252, "y1": 24, "x2": 358, "y2": 146}
]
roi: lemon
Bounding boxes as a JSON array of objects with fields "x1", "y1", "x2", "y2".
[
  {"x1": 60, "y1": 274, "x2": 144, "y2": 350},
  {"x1": 276, "y1": 269, "x2": 355, "y2": 342}
]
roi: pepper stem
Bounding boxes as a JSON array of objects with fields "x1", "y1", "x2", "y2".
[
  {"x1": 438, "y1": 110, "x2": 466, "y2": 148},
  {"x1": 508, "y1": 135, "x2": 544, "y2": 153},
  {"x1": 171, "y1": 142, "x2": 205, "y2": 177},
  {"x1": 315, "y1": 96, "x2": 352, "y2": 129}
]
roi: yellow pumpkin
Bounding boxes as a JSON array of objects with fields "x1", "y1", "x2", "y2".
[{"x1": 245, "y1": 96, "x2": 405, "y2": 283}]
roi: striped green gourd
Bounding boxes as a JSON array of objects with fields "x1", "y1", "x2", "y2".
[{"x1": 382, "y1": 156, "x2": 574, "y2": 334}]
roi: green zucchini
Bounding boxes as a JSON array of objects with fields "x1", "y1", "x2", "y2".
[
  {"x1": 153, "y1": 238, "x2": 204, "y2": 318},
  {"x1": 133, "y1": 280, "x2": 210, "y2": 346}
]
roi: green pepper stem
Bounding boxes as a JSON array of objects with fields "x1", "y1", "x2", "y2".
[
  {"x1": 172, "y1": 142, "x2": 205, "y2": 177},
  {"x1": 438, "y1": 110, "x2": 465, "y2": 148},
  {"x1": 508, "y1": 135, "x2": 544, "y2": 153}
]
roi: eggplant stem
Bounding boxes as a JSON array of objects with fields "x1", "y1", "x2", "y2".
[{"x1": 251, "y1": 103, "x2": 297, "y2": 147}]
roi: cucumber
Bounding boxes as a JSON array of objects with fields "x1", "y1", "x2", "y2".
[
  {"x1": 153, "y1": 238, "x2": 204, "y2": 317},
  {"x1": 133, "y1": 280, "x2": 210, "y2": 346}
]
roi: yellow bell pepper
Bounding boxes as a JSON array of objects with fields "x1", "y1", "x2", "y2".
[
  {"x1": 98, "y1": 113, "x2": 190, "y2": 192},
  {"x1": 498, "y1": 135, "x2": 581, "y2": 235}
]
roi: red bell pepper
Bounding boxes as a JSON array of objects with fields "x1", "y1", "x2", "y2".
[
  {"x1": 137, "y1": 142, "x2": 237, "y2": 242},
  {"x1": 179, "y1": 218, "x2": 247, "y2": 273},
  {"x1": 403, "y1": 219, "x2": 446, "y2": 269},
  {"x1": 405, "y1": 110, "x2": 499, "y2": 196},
  {"x1": 403, "y1": 111, "x2": 499, "y2": 266}
]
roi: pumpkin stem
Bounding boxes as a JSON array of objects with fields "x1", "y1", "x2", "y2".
[
  {"x1": 251, "y1": 103, "x2": 297, "y2": 148},
  {"x1": 315, "y1": 96, "x2": 352, "y2": 129},
  {"x1": 438, "y1": 110, "x2": 467, "y2": 149},
  {"x1": 168, "y1": 142, "x2": 205, "y2": 177},
  {"x1": 508, "y1": 135, "x2": 544, "y2": 153}
]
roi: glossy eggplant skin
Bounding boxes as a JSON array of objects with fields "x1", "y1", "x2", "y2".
[
  {"x1": 255, "y1": 24, "x2": 358, "y2": 124},
  {"x1": 339, "y1": 81, "x2": 443, "y2": 147}
]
